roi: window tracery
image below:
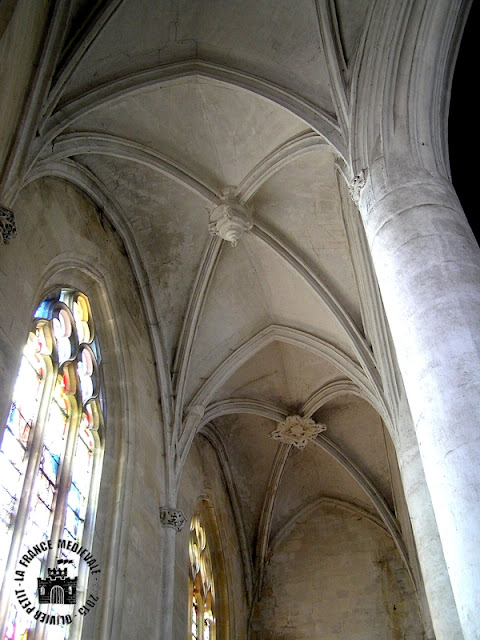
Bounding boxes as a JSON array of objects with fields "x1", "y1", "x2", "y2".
[
  {"x1": 189, "y1": 514, "x2": 216, "y2": 640},
  {"x1": 0, "y1": 289, "x2": 104, "y2": 640}
]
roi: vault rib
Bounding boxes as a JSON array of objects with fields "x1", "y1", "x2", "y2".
[
  {"x1": 43, "y1": 0, "x2": 127, "y2": 122},
  {"x1": 176, "y1": 324, "x2": 382, "y2": 474},
  {"x1": 195, "y1": 394, "x2": 416, "y2": 596},
  {"x1": 201, "y1": 398, "x2": 288, "y2": 425},
  {"x1": 236, "y1": 131, "x2": 326, "y2": 201},
  {"x1": 1, "y1": 0, "x2": 71, "y2": 205},
  {"x1": 35, "y1": 132, "x2": 222, "y2": 204},
  {"x1": 173, "y1": 235, "x2": 223, "y2": 433},
  {"x1": 301, "y1": 379, "x2": 365, "y2": 416},
  {"x1": 269, "y1": 496, "x2": 387, "y2": 554},
  {"x1": 313, "y1": 433, "x2": 414, "y2": 584},
  {"x1": 24, "y1": 158, "x2": 176, "y2": 478},
  {"x1": 33, "y1": 60, "x2": 346, "y2": 163},
  {"x1": 251, "y1": 442, "x2": 291, "y2": 618},
  {"x1": 251, "y1": 223, "x2": 391, "y2": 421},
  {"x1": 314, "y1": 0, "x2": 349, "y2": 134}
]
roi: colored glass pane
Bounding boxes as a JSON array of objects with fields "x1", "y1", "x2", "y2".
[
  {"x1": 64, "y1": 417, "x2": 94, "y2": 544},
  {"x1": 0, "y1": 332, "x2": 45, "y2": 577},
  {"x1": 3, "y1": 604, "x2": 32, "y2": 640},
  {"x1": 67, "y1": 482, "x2": 81, "y2": 513},
  {"x1": 0, "y1": 484, "x2": 16, "y2": 525},
  {"x1": 0, "y1": 289, "x2": 104, "y2": 640},
  {"x1": 77, "y1": 349, "x2": 94, "y2": 403},
  {"x1": 191, "y1": 592, "x2": 199, "y2": 640},
  {"x1": 53, "y1": 309, "x2": 73, "y2": 364},
  {"x1": 24, "y1": 492, "x2": 51, "y2": 540},
  {"x1": 0, "y1": 431, "x2": 24, "y2": 483},
  {"x1": 72, "y1": 296, "x2": 91, "y2": 345},
  {"x1": 189, "y1": 515, "x2": 216, "y2": 640},
  {"x1": 6, "y1": 551, "x2": 44, "y2": 640}
]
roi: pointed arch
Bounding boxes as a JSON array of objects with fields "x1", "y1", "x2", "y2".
[
  {"x1": 0, "y1": 287, "x2": 105, "y2": 638},
  {"x1": 33, "y1": 60, "x2": 346, "y2": 169},
  {"x1": 0, "y1": 253, "x2": 134, "y2": 640},
  {"x1": 177, "y1": 324, "x2": 387, "y2": 476}
]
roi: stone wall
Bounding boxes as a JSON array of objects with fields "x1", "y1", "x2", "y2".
[
  {"x1": 175, "y1": 433, "x2": 249, "y2": 640},
  {"x1": 251, "y1": 502, "x2": 424, "y2": 640},
  {"x1": 0, "y1": 177, "x2": 165, "y2": 639}
]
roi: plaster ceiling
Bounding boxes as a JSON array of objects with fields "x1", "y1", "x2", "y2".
[
  {"x1": 61, "y1": 0, "x2": 334, "y2": 108},
  {"x1": 14, "y1": 0, "x2": 406, "y2": 600}
]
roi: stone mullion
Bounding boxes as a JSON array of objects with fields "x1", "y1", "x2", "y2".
[{"x1": 34, "y1": 381, "x2": 82, "y2": 640}]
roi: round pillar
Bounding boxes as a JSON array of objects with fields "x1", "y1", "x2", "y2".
[
  {"x1": 394, "y1": 395, "x2": 463, "y2": 640},
  {"x1": 358, "y1": 161, "x2": 480, "y2": 639}
]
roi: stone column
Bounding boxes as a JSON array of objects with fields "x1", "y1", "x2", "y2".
[
  {"x1": 158, "y1": 507, "x2": 186, "y2": 640},
  {"x1": 356, "y1": 161, "x2": 480, "y2": 639},
  {"x1": 394, "y1": 395, "x2": 463, "y2": 640}
]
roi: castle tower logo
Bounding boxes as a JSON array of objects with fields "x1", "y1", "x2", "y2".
[
  {"x1": 37, "y1": 559, "x2": 77, "y2": 605},
  {"x1": 13, "y1": 538, "x2": 101, "y2": 628}
]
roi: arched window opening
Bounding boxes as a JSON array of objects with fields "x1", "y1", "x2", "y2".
[
  {"x1": 0, "y1": 289, "x2": 105, "y2": 640},
  {"x1": 189, "y1": 514, "x2": 216, "y2": 640}
]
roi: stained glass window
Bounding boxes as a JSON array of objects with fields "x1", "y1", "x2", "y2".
[
  {"x1": 189, "y1": 515, "x2": 216, "y2": 640},
  {"x1": 0, "y1": 290, "x2": 105, "y2": 640}
]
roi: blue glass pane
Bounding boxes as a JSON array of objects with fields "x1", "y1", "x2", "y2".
[
  {"x1": 68, "y1": 482, "x2": 81, "y2": 513},
  {"x1": 89, "y1": 338, "x2": 100, "y2": 363},
  {"x1": 4, "y1": 603, "x2": 19, "y2": 640},
  {"x1": 24, "y1": 496, "x2": 51, "y2": 539},
  {"x1": 58, "y1": 289, "x2": 71, "y2": 305},
  {"x1": 78, "y1": 352, "x2": 94, "y2": 403},
  {"x1": 34, "y1": 298, "x2": 56, "y2": 319},
  {"x1": 6, "y1": 405, "x2": 31, "y2": 450},
  {"x1": 40, "y1": 447, "x2": 60, "y2": 483},
  {"x1": 37, "y1": 472, "x2": 55, "y2": 510},
  {"x1": 43, "y1": 395, "x2": 69, "y2": 462},
  {"x1": 72, "y1": 438, "x2": 92, "y2": 486},
  {"x1": 65, "y1": 506, "x2": 80, "y2": 538}
]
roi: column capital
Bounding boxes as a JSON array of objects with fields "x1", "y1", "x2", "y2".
[
  {"x1": 353, "y1": 161, "x2": 468, "y2": 249},
  {"x1": 159, "y1": 506, "x2": 186, "y2": 532},
  {"x1": 0, "y1": 206, "x2": 16, "y2": 244}
]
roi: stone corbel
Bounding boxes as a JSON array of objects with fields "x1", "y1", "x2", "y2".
[
  {"x1": 159, "y1": 507, "x2": 186, "y2": 532},
  {"x1": 0, "y1": 206, "x2": 17, "y2": 244},
  {"x1": 349, "y1": 169, "x2": 367, "y2": 205}
]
